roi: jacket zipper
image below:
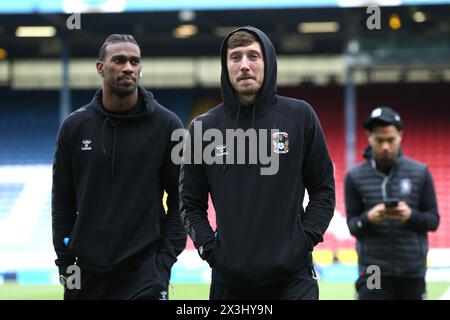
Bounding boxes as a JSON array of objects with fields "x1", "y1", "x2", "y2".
[{"x1": 371, "y1": 159, "x2": 396, "y2": 276}]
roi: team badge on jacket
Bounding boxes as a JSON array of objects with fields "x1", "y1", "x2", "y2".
[
  {"x1": 400, "y1": 178, "x2": 412, "y2": 195},
  {"x1": 272, "y1": 132, "x2": 289, "y2": 154}
]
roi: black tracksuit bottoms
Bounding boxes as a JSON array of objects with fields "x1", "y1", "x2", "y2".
[
  {"x1": 209, "y1": 266, "x2": 319, "y2": 300},
  {"x1": 63, "y1": 247, "x2": 169, "y2": 300}
]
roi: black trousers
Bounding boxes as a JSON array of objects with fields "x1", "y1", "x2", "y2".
[
  {"x1": 63, "y1": 248, "x2": 169, "y2": 300},
  {"x1": 356, "y1": 275, "x2": 426, "y2": 300},
  {"x1": 209, "y1": 266, "x2": 319, "y2": 300}
]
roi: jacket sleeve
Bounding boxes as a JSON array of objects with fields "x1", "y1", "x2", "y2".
[
  {"x1": 406, "y1": 168, "x2": 440, "y2": 232},
  {"x1": 345, "y1": 173, "x2": 371, "y2": 238},
  {"x1": 158, "y1": 117, "x2": 188, "y2": 272},
  {"x1": 179, "y1": 120, "x2": 216, "y2": 253},
  {"x1": 302, "y1": 106, "x2": 336, "y2": 250},
  {"x1": 52, "y1": 123, "x2": 77, "y2": 276}
]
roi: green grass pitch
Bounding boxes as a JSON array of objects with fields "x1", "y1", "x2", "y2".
[{"x1": 0, "y1": 281, "x2": 448, "y2": 300}]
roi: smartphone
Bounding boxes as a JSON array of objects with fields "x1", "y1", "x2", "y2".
[{"x1": 384, "y1": 199, "x2": 399, "y2": 208}]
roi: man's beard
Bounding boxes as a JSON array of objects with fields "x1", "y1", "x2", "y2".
[
  {"x1": 112, "y1": 81, "x2": 138, "y2": 97},
  {"x1": 237, "y1": 84, "x2": 259, "y2": 96},
  {"x1": 376, "y1": 152, "x2": 397, "y2": 167},
  {"x1": 377, "y1": 158, "x2": 394, "y2": 167}
]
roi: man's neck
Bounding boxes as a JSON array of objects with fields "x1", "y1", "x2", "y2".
[
  {"x1": 237, "y1": 94, "x2": 256, "y2": 106},
  {"x1": 375, "y1": 159, "x2": 394, "y2": 175},
  {"x1": 102, "y1": 87, "x2": 138, "y2": 113}
]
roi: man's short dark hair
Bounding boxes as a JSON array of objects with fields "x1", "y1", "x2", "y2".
[
  {"x1": 227, "y1": 30, "x2": 259, "y2": 50},
  {"x1": 98, "y1": 34, "x2": 140, "y2": 61}
]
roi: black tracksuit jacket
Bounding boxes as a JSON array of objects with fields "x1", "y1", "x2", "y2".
[
  {"x1": 52, "y1": 87, "x2": 186, "y2": 277},
  {"x1": 179, "y1": 26, "x2": 335, "y2": 287},
  {"x1": 345, "y1": 147, "x2": 439, "y2": 278}
]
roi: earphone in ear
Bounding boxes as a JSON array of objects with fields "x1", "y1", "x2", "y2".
[{"x1": 140, "y1": 70, "x2": 143, "y2": 77}]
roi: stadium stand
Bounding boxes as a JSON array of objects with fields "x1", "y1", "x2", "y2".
[{"x1": 280, "y1": 83, "x2": 450, "y2": 251}]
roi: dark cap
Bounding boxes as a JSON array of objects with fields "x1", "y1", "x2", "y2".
[{"x1": 363, "y1": 107, "x2": 403, "y2": 131}]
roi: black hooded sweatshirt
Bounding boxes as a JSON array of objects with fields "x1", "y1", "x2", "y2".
[
  {"x1": 179, "y1": 26, "x2": 335, "y2": 286},
  {"x1": 52, "y1": 86, "x2": 186, "y2": 275}
]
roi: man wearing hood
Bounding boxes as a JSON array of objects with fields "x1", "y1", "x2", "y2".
[
  {"x1": 179, "y1": 27, "x2": 335, "y2": 299},
  {"x1": 52, "y1": 34, "x2": 186, "y2": 299},
  {"x1": 345, "y1": 107, "x2": 439, "y2": 300}
]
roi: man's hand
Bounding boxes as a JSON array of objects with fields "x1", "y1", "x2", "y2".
[
  {"x1": 367, "y1": 203, "x2": 388, "y2": 224},
  {"x1": 384, "y1": 201, "x2": 412, "y2": 223}
]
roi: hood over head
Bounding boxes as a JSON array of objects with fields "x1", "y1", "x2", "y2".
[{"x1": 220, "y1": 26, "x2": 277, "y2": 115}]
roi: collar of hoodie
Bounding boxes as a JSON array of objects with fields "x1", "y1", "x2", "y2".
[
  {"x1": 221, "y1": 102, "x2": 257, "y2": 173},
  {"x1": 219, "y1": 26, "x2": 278, "y2": 173},
  {"x1": 91, "y1": 86, "x2": 155, "y2": 175}
]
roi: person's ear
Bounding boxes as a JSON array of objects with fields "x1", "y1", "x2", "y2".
[
  {"x1": 398, "y1": 130, "x2": 403, "y2": 143},
  {"x1": 367, "y1": 131, "x2": 375, "y2": 145},
  {"x1": 96, "y1": 61, "x2": 104, "y2": 77}
]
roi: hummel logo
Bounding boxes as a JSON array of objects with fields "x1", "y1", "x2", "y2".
[
  {"x1": 215, "y1": 144, "x2": 228, "y2": 157},
  {"x1": 159, "y1": 290, "x2": 168, "y2": 300},
  {"x1": 81, "y1": 139, "x2": 92, "y2": 151}
]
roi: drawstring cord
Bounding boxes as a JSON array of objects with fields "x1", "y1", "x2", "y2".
[
  {"x1": 111, "y1": 126, "x2": 118, "y2": 175},
  {"x1": 101, "y1": 117, "x2": 121, "y2": 175},
  {"x1": 101, "y1": 117, "x2": 109, "y2": 154},
  {"x1": 222, "y1": 104, "x2": 257, "y2": 172},
  {"x1": 248, "y1": 104, "x2": 256, "y2": 168},
  {"x1": 222, "y1": 105, "x2": 241, "y2": 173}
]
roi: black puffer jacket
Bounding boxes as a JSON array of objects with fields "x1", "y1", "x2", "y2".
[{"x1": 345, "y1": 147, "x2": 439, "y2": 278}]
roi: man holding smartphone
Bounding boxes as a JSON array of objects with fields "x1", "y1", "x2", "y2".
[{"x1": 345, "y1": 107, "x2": 439, "y2": 300}]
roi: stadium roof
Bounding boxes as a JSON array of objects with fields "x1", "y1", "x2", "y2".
[
  {"x1": 0, "y1": 5, "x2": 449, "y2": 59},
  {"x1": 1, "y1": 0, "x2": 450, "y2": 13}
]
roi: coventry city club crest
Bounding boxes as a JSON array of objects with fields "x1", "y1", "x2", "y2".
[{"x1": 272, "y1": 132, "x2": 289, "y2": 154}]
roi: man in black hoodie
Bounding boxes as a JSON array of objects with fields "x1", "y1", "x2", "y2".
[
  {"x1": 345, "y1": 107, "x2": 439, "y2": 299},
  {"x1": 52, "y1": 34, "x2": 186, "y2": 299},
  {"x1": 179, "y1": 27, "x2": 335, "y2": 299}
]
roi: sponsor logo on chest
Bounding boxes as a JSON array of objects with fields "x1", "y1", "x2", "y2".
[{"x1": 81, "y1": 139, "x2": 92, "y2": 151}]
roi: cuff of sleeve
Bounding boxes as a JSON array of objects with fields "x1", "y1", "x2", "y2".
[
  {"x1": 58, "y1": 263, "x2": 75, "y2": 276},
  {"x1": 406, "y1": 209, "x2": 420, "y2": 228},
  {"x1": 304, "y1": 231, "x2": 315, "y2": 251},
  {"x1": 198, "y1": 239, "x2": 215, "y2": 261},
  {"x1": 157, "y1": 250, "x2": 177, "y2": 272},
  {"x1": 356, "y1": 211, "x2": 370, "y2": 229}
]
